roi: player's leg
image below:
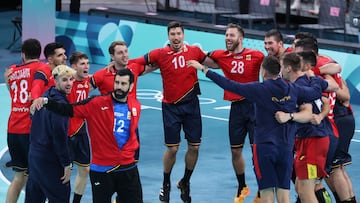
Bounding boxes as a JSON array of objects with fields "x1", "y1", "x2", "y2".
[
  {"x1": 159, "y1": 102, "x2": 182, "y2": 202},
  {"x1": 229, "y1": 100, "x2": 255, "y2": 203},
  {"x1": 70, "y1": 127, "x2": 91, "y2": 203},
  {"x1": 178, "y1": 97, "x2": 202, "y2": 203},
  {"x1": 6, "y1": 171, "x2": 27, "y2": 203},
  {"x1": 6, "y1": 133, "x2": 29, "y2": 203}
]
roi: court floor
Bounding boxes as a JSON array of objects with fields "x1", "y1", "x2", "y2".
[{"x1": 0, "y1": 72, "x2": 359, "y2": 202}]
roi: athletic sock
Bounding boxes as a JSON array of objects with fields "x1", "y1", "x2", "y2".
[
  {"x1": 315, "y1": 188, "x2": 332, "y2": 203},
  {"x1": 163, "y1": 172, "x2": 171, "y2": 186},
  {"x1": 182, "y1": 168, "x2": 193, "y2": 183},
  {"x1": 236, "y1": 173, "x2": 245, "y2": 196},
  {"x1": 340, "y1": 196, "x2": 357, "y2": 203},
  {"x1": 334, "y1": 192, "x2": 341, "y2": 203},
  {"x1": 73, "y1": 193, "x2": 82, "y2": 203}
]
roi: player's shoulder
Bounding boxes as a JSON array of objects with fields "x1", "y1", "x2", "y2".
[{"x1": 243, "y1": 48, "x2": 264, "y2": 56}]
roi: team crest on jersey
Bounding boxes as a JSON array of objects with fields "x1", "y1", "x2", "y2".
[
  {"x1": 183, "y1": 44, "x2": 188, "y2": 52},
  {"x1": 131, "y1": 107, "x2": 137, "y2": 117},
  {"x1": 246, "y1": 55, "x2": 251, "y2": 60},
  {"x1": 77, "y1": 84, "x2": 85, "y2": 88}
]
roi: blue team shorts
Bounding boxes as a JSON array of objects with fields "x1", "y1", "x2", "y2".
[
  {"x1": 161, "y1": 97, "x2": 202, "y2": 146},
  {"x1": 68, "y1": 125, "x2": 90, "y2": 166},
  {"x1": 253, "y1": 143, "x2": 293, "y2": 190},
  {"x1": 6, "y1": 133, "x2": 29, "y2": 172},
  {"x1": 229, "y1": 99, "x2": 256, "y2": 147}
]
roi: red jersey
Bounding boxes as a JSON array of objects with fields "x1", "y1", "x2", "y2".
[
  {"x1": 67, "y1": 77, "x2": 90, "y2": 136},
  {"x1": 314, "y1": 55, "x2": 340, "y2": 138},
  {"x1": 90, "y1": 63, "x2": 144, "y2": 99},
  {"x1": 31, "y1": 63, "x2": 54, "y2": 99},
  {"x1": 210, "y1": 48, "x2": 264, "y2": 101},
  {"x1": 73, "y1": 94, "x2": 141, "y2": 166},
  {"x1": 7, "y1": 62, "x2": 39, "y2": 134},
  {"x1": 134, "y1": 44, "x2": 206, "y2": 103}
]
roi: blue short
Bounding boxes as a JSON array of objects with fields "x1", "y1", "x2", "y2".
[
  {"x1": 6, "y1": 133, "x2": 29, "y2": 172},
  {"x1": 162, "y1": 97, "x2": 201, "y2": 146},
  {"x1": 253, "y1": 143, "x2": 293, "y2": 190},
  {"x1": 68, "y1": 125, "x2": 90, "y2": 166},
  {"x1": 229, "y1": 100, "x2": 255, "y2": 147}
]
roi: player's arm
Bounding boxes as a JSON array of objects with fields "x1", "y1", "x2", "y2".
[
  {"x1": 311, "y1": 96, "x2": 330, "y2": 125},
  {"x1": 31, "y1": 72, "x2": 48, "y2": 100},
  {"x1": 4, "y1": 67, "x2": 12, "y2": 90},
  {"x1": 31, "y1": 97, "x2": 74, "y2": 117},
  {"x1": 323, "y1": 74, "x2": 339, "y2": 92},
  {"x1": 335, "y1": 78, "x2": 350, "y2": 105},
  {"x1": 275, "y1": 103, "x2": 312, "y2": 124},
  {"x1": 129, "y1": 56, "x2": 147, "y2": 65},
  {"x1": 202, "y1": 55, "x2": 219, "y2": 69},
  {"x1": 318, "y1": 62, "x2": 341, "y2": 75}
]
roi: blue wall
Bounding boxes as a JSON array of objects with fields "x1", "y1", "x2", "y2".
[{"x1": 56, "y1": 12, "x2": 360, "y2": 104}]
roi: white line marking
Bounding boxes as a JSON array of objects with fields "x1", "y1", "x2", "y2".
[
  {"x1": 0, "y1": 146, "x2": 11, "y2": 186},
  {"x1": 141, "y1": 105, "x2": 229, "y2": 121}
]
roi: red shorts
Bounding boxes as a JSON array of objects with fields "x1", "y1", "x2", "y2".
[{"x1": 294, "y1": 136, "x2": 329, "y2": 179}]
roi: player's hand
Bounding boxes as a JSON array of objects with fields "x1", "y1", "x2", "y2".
[
  {"x1": 30, "y1": 97, "x2": 46, "y2": 115},
  {"x1": 305, "y1": 68, "x2": 315, "y2": 77},
  {"x1": 105, "y1": 61, "x2": 116, "y2": 71},
  {"x1": 61, "y1": 165, "x2": 72, "y2": 184},
  {"x1": 4, "y1": 67, "x2": 12, "y2": 81},
  {"x1": 310, "y1": 114, "x2": 322, "y2": 125},
  {"x1": 186, "y1": 60, "x2": 202, "y2": 70},
  {"x1": 274, "y1": 111, "x2": 289, "y2": 123}
]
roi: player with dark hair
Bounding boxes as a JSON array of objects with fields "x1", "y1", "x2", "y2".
[
  {"x1": 4, "y1": 38, "x2": 47, "y2": 203},
  {"x1": 188, "y1": 54, "x2": 328, "y2": 203},
  {"x1": 207, "y1": 23, "x2": 264, "y2": 203},
  {"x1": 131, "y1": 20, "x2": 216, "y2": 203},
  {"x1": 68, "y1": 51, "x2": 91, "y2": 203},
  {"x1": 264, "y1": 29, "x2": 292, "y2": 58},
  {"x1": 31, "y1": 42, "x2": 67, "y2": 100},
  {"x1": 31, "y1": 68, "x2": 143, "y2": 203}
]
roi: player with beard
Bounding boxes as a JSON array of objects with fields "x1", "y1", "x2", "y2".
[
  {"x1": 206, "y1": 23, "x2": 264, "y2": 203},
  {"x1": 31, "y1": 68, "x2": 143, "y2": 203},
  {"x1": 131, "y1": 20, "x2": 217, "y2": 203},
  {"x1": 264, "y1": 29, "x2": 292, "y2": 59},
  {"x1": 31, "y1": 42, "x2": 67, "y2": 99},
  {"x1": 91, "y1": 40, "x2": 154, "y2": 98}
]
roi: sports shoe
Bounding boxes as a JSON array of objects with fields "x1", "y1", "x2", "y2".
[
  {"x1": 253, "y1": 196, "x2": 261, "y2": 203},
  {"x1": 233, "y1": 185, "x2": 250, "y2": 203},
  {"x1": 177, "y1": 179, "x2": 191, "y2": 203},
  {"x1": 159, "y1": 184, "x2": 170, "y2": 203}
]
